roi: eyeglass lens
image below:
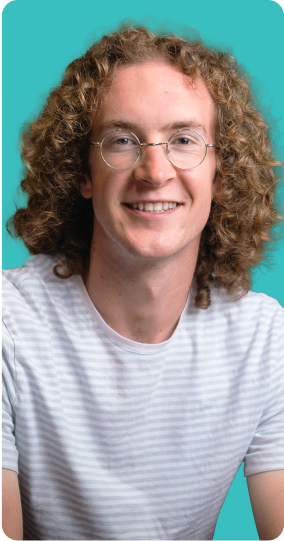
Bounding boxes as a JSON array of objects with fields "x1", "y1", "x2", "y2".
[{"x1": 100, "y1": 130, "x2": 207, "y2": 170}]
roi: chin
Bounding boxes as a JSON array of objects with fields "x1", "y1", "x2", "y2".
[{"x1": 124, "y1": 240, "x2": 184, "y2": 262}]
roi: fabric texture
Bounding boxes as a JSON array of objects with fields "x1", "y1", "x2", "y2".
[{"x1": 2, "y1": 254, "x2": 284, "y2": 540}]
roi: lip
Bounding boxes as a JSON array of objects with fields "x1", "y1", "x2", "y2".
[{"x1": 123, "y1": 202, "x2": 182, "y2": 218}]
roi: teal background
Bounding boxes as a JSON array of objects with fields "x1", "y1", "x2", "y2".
[{"x1": 2, "y1": 0, "x2": 284, "y2": 539}]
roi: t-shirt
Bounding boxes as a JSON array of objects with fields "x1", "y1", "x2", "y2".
[{"x1": 2, "y1": 254, "x2": 284, "y2": 540}]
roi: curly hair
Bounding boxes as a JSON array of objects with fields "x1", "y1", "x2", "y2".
[{"x1": 7, "y1": 23, "x2": 282, "y2": 309}]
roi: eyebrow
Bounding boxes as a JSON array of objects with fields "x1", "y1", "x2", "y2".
[{"x1": 98, "y1": 119, "x2": 208, "y2": 135}]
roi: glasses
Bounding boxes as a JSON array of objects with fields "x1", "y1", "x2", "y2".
[{"x1": 90, "y1": 129, "x2": 215, "y2": 170}]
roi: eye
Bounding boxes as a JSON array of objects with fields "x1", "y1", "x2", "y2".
[
  {"x1": 169, "y1": 132, "x2": 202, "y2": 151},
  {"x1": 177, "y1": 137, "x2": 193, "y2": 145},
  {"x1": 116, "y1": 138, "x2": 130, "y2": 145},
  {"x1": 109, "y1": 136, "x2": 138, "y2": 147}
]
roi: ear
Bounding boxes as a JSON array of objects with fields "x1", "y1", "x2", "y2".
[{"x1": 79, "y1": 173, "x2": 93, "y2": 199}]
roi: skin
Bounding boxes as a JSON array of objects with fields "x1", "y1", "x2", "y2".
[
  {"x1": 247, "y1": 471, "x2": 284, "y2": 540},
  {"x1": 80, "y1": 61, "x2": 217, "y2": 344},
  {"x1": 2, "y1": 469, "x2": 23, "y2": 540}
]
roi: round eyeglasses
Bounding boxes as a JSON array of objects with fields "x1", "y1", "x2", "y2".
[{"x1": 90, "y1": 129, "x2": 215, "y2": 171}]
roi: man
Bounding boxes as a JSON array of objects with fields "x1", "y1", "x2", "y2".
[{"x1": 2, "y1": 25, "x2": 284, "y2": 540}]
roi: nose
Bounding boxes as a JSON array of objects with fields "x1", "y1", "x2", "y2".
[{"x1": 133, "y1": 144, "x2": 176, "y2": 187}]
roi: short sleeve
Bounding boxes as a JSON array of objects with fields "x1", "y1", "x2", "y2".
[
  {"x1": 244, "y1": 311, "x2": 284, "y2": 477},
  {"x1": 2, "y1": 320, "x2": 19, "y2": 473}
]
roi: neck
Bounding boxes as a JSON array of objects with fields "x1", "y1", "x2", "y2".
[{"x1": 84, "y1": 235, "x2": 199, "y2": 344}]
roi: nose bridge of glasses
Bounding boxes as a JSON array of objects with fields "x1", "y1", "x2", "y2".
[
  {"x1": 139, "y1": 141, "x2": 170, "y2": 165},
  {"x1": 140, "y1": 142, "x2": 168, "y2": 147}
]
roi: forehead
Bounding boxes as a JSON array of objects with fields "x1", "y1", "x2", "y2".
[{"x1": 94, "y1": 61, "x2": 215, "y2": 137}]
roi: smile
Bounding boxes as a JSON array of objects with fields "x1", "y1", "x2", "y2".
[{"x1": 125, "y1": 201, "x2": 179, "y2": 213}]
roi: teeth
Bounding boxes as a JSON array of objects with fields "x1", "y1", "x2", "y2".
[
  {"x1": 153, "y1": 202, "x2": 162, "y2": 211},
  {"x1": 144, "y1": 202, "x2": 154, "y2": 212},
  {"x1": 129, "y1": 202, "x2": 178, "y2": 213}
]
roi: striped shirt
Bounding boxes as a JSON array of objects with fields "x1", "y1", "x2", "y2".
[{"x1": 2, "y1": 254, "x2": 284, "y2": 540}]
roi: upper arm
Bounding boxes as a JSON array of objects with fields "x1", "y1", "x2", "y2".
[
  {"x1": 247, "y1": 469, "x2": 284, "y2": 540},
  {"x1": 2, "y1": 469, "x2": 23, "y2": 541}
]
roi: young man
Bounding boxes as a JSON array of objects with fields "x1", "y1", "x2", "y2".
[{"x1": 2, "y1": 26, "x2": 284, "y2": 540}]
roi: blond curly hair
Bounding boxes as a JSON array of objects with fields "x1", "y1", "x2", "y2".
[{"x1": 7, "y1": 24, "x2": 282, "y2": 308}]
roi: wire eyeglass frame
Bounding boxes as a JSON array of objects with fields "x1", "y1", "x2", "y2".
[{"x1": 90, "y1": 128, "x2": 216, "y2": 171}]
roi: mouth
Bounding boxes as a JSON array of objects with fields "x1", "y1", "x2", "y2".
[{"x1": 124, "y1": 201, "x2": 180, "y2": 213}]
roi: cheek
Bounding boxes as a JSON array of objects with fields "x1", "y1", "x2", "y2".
[
  {"x1": 89, "y1": 161, "x2": 112, "y2": 203},
  {"x1": 90, "y1": 174, "x2": 124, "y2": 221},
  {"x1": 91, "y1": 185, "x2": 111, "y2": 220},
  {"x1": 92, "y1": 167, "x2": 133, "y2": 206},
  {"x1": 182, "y1": 171, "x2": 215, "y2": 205}
]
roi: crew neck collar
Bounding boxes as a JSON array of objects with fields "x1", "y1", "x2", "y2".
[{"x1": 72, "y1": 274, "x2": 191, "y2": 355}]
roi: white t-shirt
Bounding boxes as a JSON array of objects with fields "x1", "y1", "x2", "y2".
[{"x1": 2, "y1": 254, "x2": 284, "y2": 540}]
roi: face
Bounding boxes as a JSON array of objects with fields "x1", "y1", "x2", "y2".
[{"x1": 80, "y1": 61, "x2": 217, "y2": 263}]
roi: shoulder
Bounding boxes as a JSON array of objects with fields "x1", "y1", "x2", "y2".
[
  {"x1": 185, "y1": 286, "x2": 284, "y2": 359},
  {"x1": 210, "y1": 287, "x2": 283, "y2": 322},
  {"x1": 217, "y1": 289, "x2": 283, "y2": 365},
  {"x1": 3, "y1": 253, "x2": 62, "y2": 291},
  {"x1": 2, "y1": 253, "x2": 73, "y2": 302},
  {"x1": 188, "y1": 285, "x2": 283, "y2": 326},
  {"x1": 2, "y1": 254, "x2": 79, "y2": 329}
]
